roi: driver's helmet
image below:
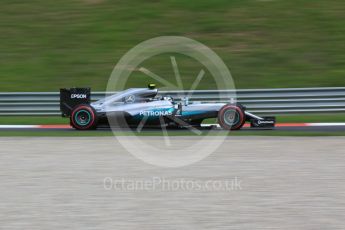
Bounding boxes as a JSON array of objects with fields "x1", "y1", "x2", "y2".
[{"x1": 162, "y1": 96, "x2": 173, "y2": 102}]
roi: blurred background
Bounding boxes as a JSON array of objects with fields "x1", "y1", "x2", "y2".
[{"x1": 1, "y1": 0, "x2": 344, "y2": 91}]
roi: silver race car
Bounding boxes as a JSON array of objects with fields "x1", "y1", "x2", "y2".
[{"x1": 60, "y1": 84, "x2": 275, "y2": 130}]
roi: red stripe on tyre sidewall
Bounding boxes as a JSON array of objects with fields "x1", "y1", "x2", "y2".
[{"x1": 218, "y1": 105, "x2": 245, "y2": 130}]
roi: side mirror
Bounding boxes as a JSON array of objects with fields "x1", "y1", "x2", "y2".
[{"x1": 178, "y1": 103, "x2": 182, "y2": 111}]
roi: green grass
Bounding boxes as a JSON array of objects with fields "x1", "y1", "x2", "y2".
[
  {"x1": 0, "y1": 113, "x2": 343, "y2": 125},
  {"x1": 0, "y1": 113, "x2": 344, "y2": 125},
  {"x1": 195, "y1": 113, "x2": 345, "y2": 124},
  {"x1": 275, "y1": 114, "x2": 345, "y2": 123},
  {"x1": 1, "y1": 0, "x2": 345, "y2": 91},
  {"x1": 0, "y1": 116, "x2": 68, "y2": 125}
]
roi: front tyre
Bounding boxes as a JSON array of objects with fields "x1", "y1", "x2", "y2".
[
  {"x1": 70, "y1": 105, "x2": 98, "y2": 130},
  {"x1": 218, "y1": 104, "x2": 245, "y2": 130}
]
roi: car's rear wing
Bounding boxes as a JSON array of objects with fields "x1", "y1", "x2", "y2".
[{"x1": 60, "y1": 88, "x2": 91, "y2": 117}]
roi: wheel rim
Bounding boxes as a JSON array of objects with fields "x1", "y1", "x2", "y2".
[
  {"x1": 75, "y1": 110, "x2": 92, "y2": 126},
  {"x1": 223, "y1": 109, "x2": 240, "y2": 126}
]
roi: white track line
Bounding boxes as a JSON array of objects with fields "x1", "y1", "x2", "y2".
[
  {"x1": 306, "y1": 123, "x2": 345, "y2": 126},
  {"x1": 0, "y1": 123, "x2": 345, "y2": 129},
  {"x1": 201, "y1": 124, "x2": 220, "y2": 128},
  {"x1": 202, "y1": 123, "x2": 345, "y2": 128},
  {"x1": 0, "y1": 125, "x2": 39, "y2": 129}
]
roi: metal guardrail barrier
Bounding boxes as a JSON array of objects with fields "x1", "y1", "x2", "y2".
[{"x1": 0, "y1": 87, "x2": 345, "y2": 115}]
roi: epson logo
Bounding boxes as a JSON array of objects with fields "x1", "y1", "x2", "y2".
[
  {"x1": 71, "y1": 94, "x2": 87, "y2": 99},
  {"x1": 258, "y1": 120, "x2": 274, "y2": 124}
]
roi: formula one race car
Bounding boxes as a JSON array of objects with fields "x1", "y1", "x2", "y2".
[{"x1": 60, "y1": 84, "x2": 275, "y2": 130}]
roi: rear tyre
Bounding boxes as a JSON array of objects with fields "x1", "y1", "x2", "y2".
[
  {"x1": 218, "y1": 104, "x2": 245, "y2": 130},
  {"x1": 70, "y1": 105, "x2": 98, "y2": 130}
]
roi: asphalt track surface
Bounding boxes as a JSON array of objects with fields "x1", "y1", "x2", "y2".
[{"x1": 1, "y1": 136, "x2": 345, "y2": 229}]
